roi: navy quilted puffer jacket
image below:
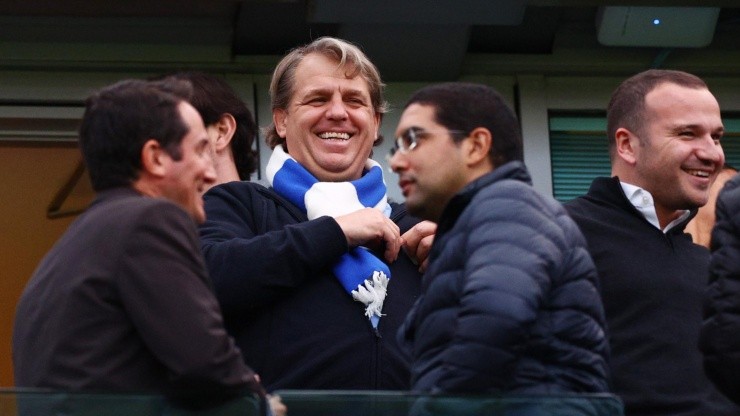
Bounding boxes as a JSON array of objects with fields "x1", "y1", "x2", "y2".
[{"x1": 398, "y1": 161, "x2": 610, "y2": 394}]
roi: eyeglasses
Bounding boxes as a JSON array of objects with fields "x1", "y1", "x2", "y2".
[{"x1": 388, "y1": 127, "x2": 467, "y2": 156}]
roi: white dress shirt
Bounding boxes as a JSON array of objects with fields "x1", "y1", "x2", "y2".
[{"x1": 620, "y1": 182, "x2": 691, "y2": 233}]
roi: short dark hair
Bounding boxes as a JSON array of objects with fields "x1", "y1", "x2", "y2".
[
  {"x1": 79, "y1": 79, "x2": 192, "y2": 191},
  {"x1": 265, "y1": 37, "x2": 388, "y2": 149},
  {"x1": 607, "y1": 69, "x2": 708, "y2": 159},
  {"x1": 403, "y1": 82, "x2": 522, "y2": 167},
  {"x1": 163, "y1": 72, "x2": 258, "y2": 179}
]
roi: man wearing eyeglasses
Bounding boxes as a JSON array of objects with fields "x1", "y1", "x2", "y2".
[
  {"x1": 198, "y1": 37, "x2": 430, "y2": 391},
  {"x1": 390, "y1": 82, "x2": 609, "y2": 395}
]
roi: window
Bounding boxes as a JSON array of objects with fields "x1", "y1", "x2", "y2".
[{"x1": 549, "y1": 114, "x2": 609, "y2": 202}]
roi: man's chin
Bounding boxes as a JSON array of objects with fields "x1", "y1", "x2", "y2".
[
  {"x1": 690, "y1": 189, "x2": 712, "y2": 207},
  {"x1": 679, "y1": 195, "x2": 708, "y2": 211}
]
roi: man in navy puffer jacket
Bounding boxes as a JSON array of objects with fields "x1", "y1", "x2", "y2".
[{"x1": 389, "y1": 82, "x2": 609, "y2": 394}]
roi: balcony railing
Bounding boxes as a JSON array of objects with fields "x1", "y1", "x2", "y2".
[{"x1": 0, "y1": 389, "x2": 623, "y2": 416}]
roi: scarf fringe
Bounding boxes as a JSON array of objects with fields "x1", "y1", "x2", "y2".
[{"x1": 351, "y1": 271, "x2": 389, "y2": 319}]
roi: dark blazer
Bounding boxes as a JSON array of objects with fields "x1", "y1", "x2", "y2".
[{"x1": 13, "y1": 187, "x2": 261, "y2": 405}]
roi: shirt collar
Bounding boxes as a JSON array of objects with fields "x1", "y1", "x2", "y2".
[{"x1": 619, "y1": 182, "x2": 691, "y2": 233}]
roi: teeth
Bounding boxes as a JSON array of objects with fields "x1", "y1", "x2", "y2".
[
  {"x1": 319, "y1": 132, "x2": 350, "y2": 140},
  {"x1": 686, "y1": 169, "x2": 710, "y2": 178}
]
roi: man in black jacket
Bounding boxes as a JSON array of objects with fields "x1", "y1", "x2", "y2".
[
  {"x1": 566, "y1": 69, "x2": 738, "y2": 416},
  {"x1": 389, "y1": 82, "x2": 609, "y2": 395},
  {"x1": 199, "y1": 37, "x2": 432, "y2": 391},
  {"x1": 13, "y1": 79, "x2": 275, "y2": 410}
]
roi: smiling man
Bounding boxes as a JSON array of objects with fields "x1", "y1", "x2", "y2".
[
  {"x1": 12, "y1": 79, "x2": 270, "y2": 407},
  {"x1": 565, "y1": 69, "x2": 739, "y2": 416},
  {"x1": 389, "y1": 82, "x2": 609, "y2": 395},
  {"x1": 199, "y1": 37, "x2": 428, "y2": 391}
]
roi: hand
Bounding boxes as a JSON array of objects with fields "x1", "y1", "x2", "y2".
[
  {"x1": 401, "y1": 221, "x2": 436, "y2": 273},
  {"x1": 268, "y1": 394, "x2": 287, "y2": 416},
  {"x1": 335, "y1": 208, "x2": 402, "y2": 263}
]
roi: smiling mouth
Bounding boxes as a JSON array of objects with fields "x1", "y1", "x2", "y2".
[
  {"x1": 685, "y1": 169, "x2": 711, "y2": 178},
  {"x1": 318, "y1": 132, "x2": 351, "y2": 140}
]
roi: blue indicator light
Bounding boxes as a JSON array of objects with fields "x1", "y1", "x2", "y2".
[{"x1": 653, "y1": 18, "x2": 661, "y2": 25}]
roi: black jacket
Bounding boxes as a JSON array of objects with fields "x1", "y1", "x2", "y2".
[
  {"x1": 702, "y1": 172, "x2": 740, "y2": 405},
  {"x1": 567, "y1": 176, "x2": 739, "y2": 416},
  {"x1": 199, "y1": 181, "x2": 422, "y2": 391},
  {"x1": 13, "y1": 188, "x2": 260, "y2": 405},
  {"x1": 400, "y1": 162, "x2": 609, "y2": 394}
]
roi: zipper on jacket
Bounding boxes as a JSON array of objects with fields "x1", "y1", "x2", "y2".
[{"x1": 372, "y1": 326, "x2": 382, "y2": 389}]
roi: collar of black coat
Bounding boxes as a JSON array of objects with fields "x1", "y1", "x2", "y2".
[
  {"x1": 585, "y1": 176, "x2": 698, "y2": 234},
  {"x1": 435, "y1": 160, "x2": 532, "y2": 236}
]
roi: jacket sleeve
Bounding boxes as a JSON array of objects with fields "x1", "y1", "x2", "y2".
[
  {"x1": 434, "y1": 192, "x2": 555, "y2": 393},
  {"x1": 199, "y1": 184, "x2": 349, "y2": 314},
  {"x1": 701, "y1": 177, "x2": 740, "y2": 404},
  {"x1": 115, "y1": 202, "x2": 262, "y2": 402}
]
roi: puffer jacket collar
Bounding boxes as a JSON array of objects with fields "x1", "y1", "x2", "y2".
[{"x1": 437, "y1": 161, "x2": 532, "y2": 235}]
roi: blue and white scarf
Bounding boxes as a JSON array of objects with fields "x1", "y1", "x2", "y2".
[{"x1": 266, "y1": 145, "x2": 392, "y2": 329}]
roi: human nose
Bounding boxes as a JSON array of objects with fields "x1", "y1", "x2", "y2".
[
  {"x1": 203, "y1": 156, "x2": 217, "y2": 184},
  {"x1": 388, "y1": 150, "x2": 407, "y2": 173},
  {"x1": 326, "y1": 95, "x2": 348, "y2": 120},
  {"x1": 697, "y1": 134, "x2": 724, "y2": 165}
]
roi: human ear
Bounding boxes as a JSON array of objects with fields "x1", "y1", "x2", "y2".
[
  {"x1": 615, "y1": 127, "x2": 638, "y2": 165},
  {"x1": 273, "y1": 109, "x2": 288, "y2": 138},
  {"x1": 140, "y1": 139, "x2": 168, "y2": 178},
  {"x1": 464, "y1": 127, "x2": 492, "y2": 167},
  {"x1": 214, "y1": 113, "x2": 237, "y2": 152}
]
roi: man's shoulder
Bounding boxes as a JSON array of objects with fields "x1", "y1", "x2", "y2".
[
  {"x1": 563, "y1": 194, "x2": 593, "y2": 214},
  {"x1": 204, "y1": 181, "x2": 277, "y2": 205},
  {"x1": 86, "y1": 191, "x2": 194, "y2": 236},
  {"x1": 474, "y1": 177, "x2": 558, "y2": 216},
  {"x1": 563, "y1": 195, "x2": 619, "y2": 231},
  {"x1": 101, "y1": 191, "x2": 187, "y2": 217},
  {"x1": 209, "y1": 180, "x2": 269, "y2": 193},
  {"x1": 563, "y1": 178, "x2": 622, "y2": 219},
  {"x1": 203, "y1": 180, "x2": 303, "y2": 223}
]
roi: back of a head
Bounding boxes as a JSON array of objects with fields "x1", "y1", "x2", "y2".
[
  {"x1": 265, "y1": 36, "x2": 388, "y2": 149},
  {"x1": 404, "y1": 82, "x2": 523, "y2": 167},
  {"x1": 607, "y1": 69, "x2": 708, "y2": 159},
  {"x1": 79, "y1": 79, "x2": 190, "y2": 192},
  {"x1": 162, "y1": 71, "x2": 258, "y2": 180}
]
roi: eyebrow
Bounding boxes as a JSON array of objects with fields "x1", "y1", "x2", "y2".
[
  {"x1": 397, "y1": 126, "x2": 418, "y2": 133},
  {"x1": 301, "y1": 86, "x2": 369, "y2": 98},
  {"x1": 670, "y1": 123, "x2": 725, "y2": 134}
]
